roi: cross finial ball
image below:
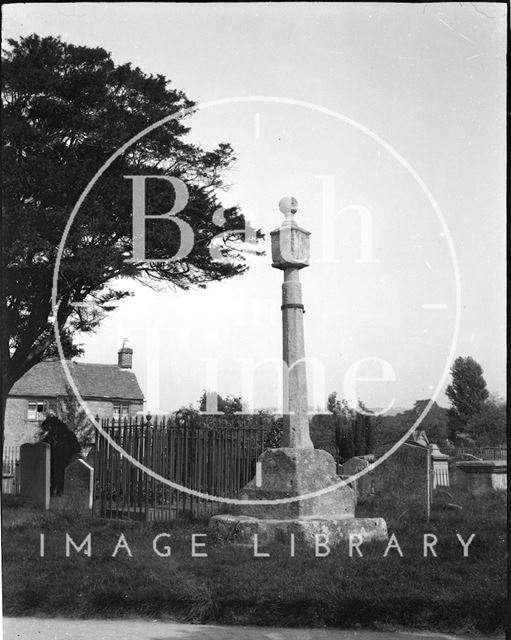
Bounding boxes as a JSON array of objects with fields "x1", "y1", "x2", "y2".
[{"x1": 279, "y1": 196, "x2": 298, "y2": 219}]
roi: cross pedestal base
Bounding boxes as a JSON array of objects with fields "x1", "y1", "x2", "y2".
[
  {"x1": 234, "y1": 448, "x2": 355, "y2": 519},
  {"x1": 209, "y1": 448, "x2": 388, "y2": 546}
]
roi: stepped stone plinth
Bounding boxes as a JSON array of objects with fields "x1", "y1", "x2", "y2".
[
  {"x1": 210, "y1": 448, "x2": 387, "y2": 546},
  {"x1": 209, "y1": 513, "x2": 387, "y2": 546}
]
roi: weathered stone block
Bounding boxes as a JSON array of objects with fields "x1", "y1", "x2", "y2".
[
  {"x1": 454, "y1": 460, "x2": 507, "y2": 496},
  {"x1": 233, "y1": 448, "x2": 355, "y2": 520},
  {"x1": 63, "y1": 458, "x2": 94, "y2": 516},
  {"x1": 20, "y1": 442, "x2": 50, "y2": 510},
  {"x1": 373, "y1": 443, "x2": 431, "y2": 519},
  {"x1": 270, "y1": 220, "x2": 311, "y2": 269},
  {"x1": 209, "y1": 513, "x2": 387, "y2": 546}
]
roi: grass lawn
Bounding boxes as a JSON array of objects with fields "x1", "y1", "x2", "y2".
[{"x1": 1, "y1": 489, "x2": 506, "y2": 633}]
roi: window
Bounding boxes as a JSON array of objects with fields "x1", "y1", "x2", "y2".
[
  {"x1": 113, "y1": 402, "x2": 130, "y2": 420},
  {"x1": 27, "y1": 400, "x2": 48, "y2": 421}
]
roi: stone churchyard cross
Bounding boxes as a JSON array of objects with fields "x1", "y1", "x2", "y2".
[
  {"x1": 209, "y1": 196, "x2": 388, "y2": 546},
  {"x1": 271, "y1": 196, "x2": 314, "y2": 449}
]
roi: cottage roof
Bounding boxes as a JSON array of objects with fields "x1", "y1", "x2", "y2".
[{"x1": 9, "y1": 360, "x2": 144, "y2": 401}]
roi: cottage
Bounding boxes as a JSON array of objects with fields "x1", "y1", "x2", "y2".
[{"x1": 4, "y1": 341, "x2": 144, "y2": 448}]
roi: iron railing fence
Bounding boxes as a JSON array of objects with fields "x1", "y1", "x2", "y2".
[
  {"x1": 453, "y1": 446, "x2": 506, "y2": 461},
  {"x1": 2, "y1": 446, "x2": 20, "y2": 495},
  {"x1": 93, "y1": 414, "x2": 272, "y2": 520}
]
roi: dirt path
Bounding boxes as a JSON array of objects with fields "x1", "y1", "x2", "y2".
[{"x1": 2, "y1": 618, "x2": 497, "y2": 640}]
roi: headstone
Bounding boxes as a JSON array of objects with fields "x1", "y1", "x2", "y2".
[
  {"x1": 20, "y1": 442, "x2": 50, "y2": 509},
  {"x1": 63, "y1": 458, "x2": 94, "y2": 516},
  {"x1": 85, "y1": 447, "x2": 95, "y2": 468},
  {"x1": 342, "y1": 456, "x2": 372, "y2": 502},
  {"x1": 373, "y1": 443, "x2": 431, "y2": 519},
  {"x1": 430, "y1": 443, "x2": 450, "y2": 488}
]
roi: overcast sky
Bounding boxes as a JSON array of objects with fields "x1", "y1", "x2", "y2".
[{"x1": 3, "y1": 3, "x2": 506, "y2": 413}]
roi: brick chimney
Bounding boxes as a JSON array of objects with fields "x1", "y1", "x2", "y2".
[{"x1": 118, "y1": 338, "x2": 133, "y2": 369}]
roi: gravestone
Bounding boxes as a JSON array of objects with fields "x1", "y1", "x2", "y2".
[
  {"x1": 342, "y1": 456, "x2": 372, "y2": 502},
  {"x1": 373, "y1": 443, "x2": 431, "y2": 519},
  {"x1": 452, "y1": 460, "x2": 507, "y2": 496},
  {"x1": 85, "y1": 447, "x2": 95, "y2": 468},
  {"x1": 20, "y1": 442, "x2": 50, "y2": 510},
  {"x1": 430, "y1": 443, "x2": 450, "y2": 488},
  {"x1": 63, "y1": 458, "x2": 94, "y2": 516}
]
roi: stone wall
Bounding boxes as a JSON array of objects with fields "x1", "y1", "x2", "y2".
[
  {"x1": 85, "y1": 399, "x2": 143, "y2": 420},
  {"x1": 4, "y1": 398, "x2": 39, "y2": 448}
]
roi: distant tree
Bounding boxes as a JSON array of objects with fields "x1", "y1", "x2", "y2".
[
  {"x1": 373, "y1": 412, "x2": 409, "y2": 450},
  {"x1": 401, "y1": 399, "x2": 449, "y2": 447},
  {"x1": 356, "y1": 399, "x2": 376, "y2": 455},
  {"x1": 364, "y1": 414, "x2": 375, "y2": 453},
  {"x1": 327, "y1": 392, "x2": 356, "y2": 419},
  {"x1": 353, "y1": 412, "x2": 366, "y2": 456},
  {"x1": 264, "y1": 414, "x2": 283, "y2": 449},
  {"x1": 464, "y1": 394, "x2": 507, "y2": 447},
  {"x1": 329, "y1": 392, "x2": 353, "y2": 460},
  {"x1": 327, "y1": 391, "x2": 340, "y2": 415},
  {"x1": 446, "y1": 357, "x2": 489, "y2": 441},
  {"x1": 328, "y1": 392, "x2": 377, "y2": 459},
  {"x1": 198, "y1": 390, "x2": 246, "y2": 416},
  {"x1": 173, "y1": 404, "x2": 198, "y2": 427},
  {"x1": 335, "y1": 420, "x2": 355, "y2": 462}
]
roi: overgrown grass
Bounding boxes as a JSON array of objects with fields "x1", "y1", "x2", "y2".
[{"x1": 1, "y1": 488, "x2": 506, "y2": 633}]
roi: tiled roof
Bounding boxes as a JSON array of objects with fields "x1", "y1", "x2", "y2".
[{"x1": 9, "y1": 360, "x2": 144, "y2": 401}]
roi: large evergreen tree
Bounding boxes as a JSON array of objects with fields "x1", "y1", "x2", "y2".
[
  {"x1": 445, "y1": 356, "x2": 489, "y2": 441},
  {"x1": 464, "y1": 394, "x2": 506, "y2": 447},
  {"x1": 1, "y1": 34, "x2": 262, "y2": 440}
]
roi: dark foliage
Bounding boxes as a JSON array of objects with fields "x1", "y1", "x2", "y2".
[
  {"x1": 446, "y1": 356, "x2": 489, "y2": 441},
  {"x1": 2, "y1": 34, "x2": 262, "y2": 437},
  {"x1": 39, "y1": 415, "x2": 81, "y2": 495}
]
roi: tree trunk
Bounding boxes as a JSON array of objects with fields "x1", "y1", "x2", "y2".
[{"x1": 1, "y1": 368, "x2": 9, "y2": 461}]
